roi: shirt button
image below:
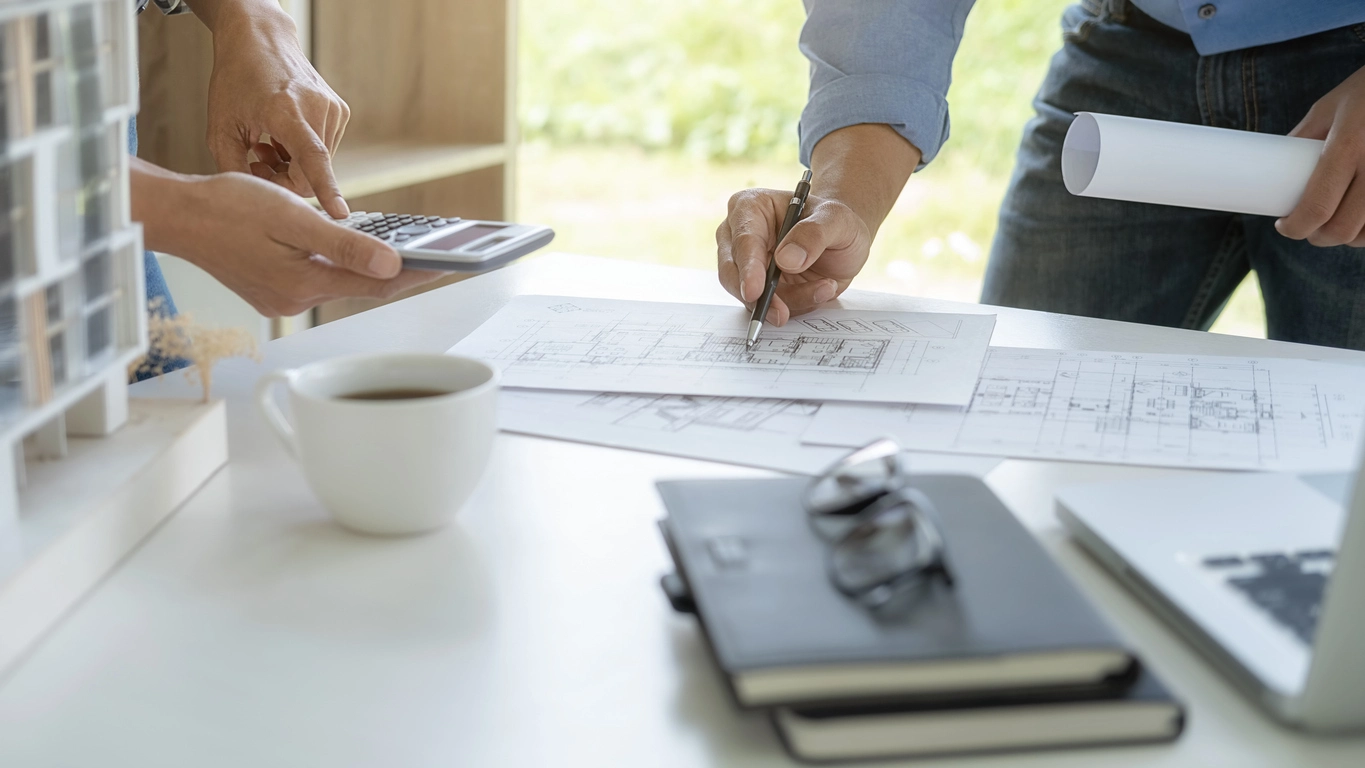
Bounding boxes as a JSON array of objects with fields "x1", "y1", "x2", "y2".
[{"x1": 1198, "y1": 4, "x2": 1216, "y2": 19}]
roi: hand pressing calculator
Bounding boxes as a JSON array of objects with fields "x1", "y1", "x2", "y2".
[{"x1": 339, "y1": 212, "x2": 555, "y2": 272}]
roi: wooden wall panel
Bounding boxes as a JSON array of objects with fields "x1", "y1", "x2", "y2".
[
  {"x1": 312, "y1": 0, "x2": 507, "y2": 145},
  {"x1": 135, "y1": 11, "x2": 215, "y2": 174}
]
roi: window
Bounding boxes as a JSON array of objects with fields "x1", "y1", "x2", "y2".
[
  {"x1": 0, "y1": 164, "x2": 12, "y2": 285},
  {"x1": 47, "y1": 331, "x2": 65, "y2": 386},
  {"x1": 0, "y1": 350, "x2": 19, "y2": 420},
  {"x1": 80, "y1": 181, "x2": 110, "y2": 245},
  {"x1": 0, "y1": 294, "x2": 17, "y2": 349},
  {"x1": 82, "y1": 249, "x2": 111, "y2": 302},
  {"x1": 44, "y1": 282, "x2": 61, "y2": 323},
  {"x1": 84, "y1": 304, "x2": 110, "y2": 360}
]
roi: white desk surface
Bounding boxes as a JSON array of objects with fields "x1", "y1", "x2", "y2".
[{"x1": 2, "y1": 253, "x2": 1364, "y2": 767}]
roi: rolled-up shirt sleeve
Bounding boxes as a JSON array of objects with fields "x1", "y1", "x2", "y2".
[{"x1": 799, "y1": 0, "x2": 976, "y2": 167}]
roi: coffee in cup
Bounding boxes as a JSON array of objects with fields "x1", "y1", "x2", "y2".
[{"x1": 256, "y1": 353, "x2": 499, "y2": 535}]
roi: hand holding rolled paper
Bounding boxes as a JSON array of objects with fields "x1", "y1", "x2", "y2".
[
  {"x1": 1275, "y1": 64, "x2": 1365, "y2": 248},
  {"x1": 1061, "y1": 112, "x2": 1323, "y2": 219}
]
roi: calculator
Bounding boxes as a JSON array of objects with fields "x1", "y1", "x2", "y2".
[{"x1": 338, "y1": 212, "x2": 555, "y2": 272}]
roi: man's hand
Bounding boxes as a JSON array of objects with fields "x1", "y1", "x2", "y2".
[
  {"x1": 715, "y1": 125, "x2": 921, "y2": 324},
  {"x1": 718, "y1": 191, "x2": 871, "y2": 325},
  {"x1": 1277, "y1": 65, "x2": 1365, "y2": 248},
  {"x1": 133, "y1": 159, "x2": 440, "y2": 317},
  {"x1": 189, "y1": 0, "x2": 351, "y2": 218}
]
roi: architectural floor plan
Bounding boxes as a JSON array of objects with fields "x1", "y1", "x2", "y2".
[
  {"x1": 498, "y1": 389, "x2": 1002, "y2": 476},
  {"x1": 450, "y1": 296, "x2": 996, "y2": 405},
  {"x1": 802, "y1": 348, "x2": 1365, "y2": 472}
]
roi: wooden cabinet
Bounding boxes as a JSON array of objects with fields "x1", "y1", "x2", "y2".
[{"x1": 135, "y1": 0, "x2": 518, "y2": 333}]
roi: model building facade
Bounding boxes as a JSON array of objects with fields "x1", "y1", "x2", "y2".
[{"x1": 0, "y1": 0, "x2": 145, "y2": 520}]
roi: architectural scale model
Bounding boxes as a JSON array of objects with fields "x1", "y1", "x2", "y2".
[{"x1": 0, "y1": 0, "x2": 145, "y2": 522}]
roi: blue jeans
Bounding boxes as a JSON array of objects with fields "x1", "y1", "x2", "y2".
[
  {"x1": 128, "y1": 117, "x2": 187, "y2": 378},
  {"x1": 982, "y1": 0, "x2": 1365, "y2": 349}
]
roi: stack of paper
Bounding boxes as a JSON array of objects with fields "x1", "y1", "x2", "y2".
[
  {"x1": 449, "y1": 296, "x2": 1365, "y2": 475},
  {"x1": 449, "y1": 295, "x2": 998, "y2": 474}
]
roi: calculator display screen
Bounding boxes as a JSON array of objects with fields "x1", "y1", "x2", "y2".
[{"x1": 422, "y1": 224, "x2": 506, "y2": 252}]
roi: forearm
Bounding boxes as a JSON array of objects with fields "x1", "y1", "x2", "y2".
[
  {"x1": 130, "y1": 157, "x2": 214, "y2": 259},
  {"x1": 809, "y1": 124, "x2": 920, "y2": 239},
  {"x1": 180, "y1": 0, "x2": 295, "y2": 37}
]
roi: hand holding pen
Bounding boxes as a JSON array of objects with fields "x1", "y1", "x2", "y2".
[
  {"x1": 747, "y1": 171, "x2": 813, "y2": 348},
  {"x1": 716, "y1": 172, "x2": 876, "y2": 336}
]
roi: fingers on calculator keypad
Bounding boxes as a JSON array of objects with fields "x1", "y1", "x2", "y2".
[{"x1": 340, "y1": 212, "x2": 464, "y2": 242}]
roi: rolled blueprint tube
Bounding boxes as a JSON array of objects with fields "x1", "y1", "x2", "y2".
[{"x1": 1061, "y1": 112, "x2": 1324, "y2": 217}]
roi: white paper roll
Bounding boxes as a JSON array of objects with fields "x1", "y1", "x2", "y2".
[{"x1": 1061, "y1": 112, "x2": 1324, "y2": 218}]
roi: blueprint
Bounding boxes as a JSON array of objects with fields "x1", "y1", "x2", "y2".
[
  {"x1": 802, "y1": 348, "x2": 1365, "y2": 472},
  {"x1": 498, "y1": 389, "x2": 1003, "y2": 477},
  {"x1": 450, "y1": 296, "x2": 996, "y2": 406}
]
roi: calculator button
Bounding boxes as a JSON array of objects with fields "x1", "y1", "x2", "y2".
[
  {"x1": 397, "y1": 224, "x2": 432, "y2": 236},
  {"x1": 367, "y1": 212, "x2": 384, "y2": 220},
  {"x1": 394, "y1": 234, "x2": 411, "y2": 242}
]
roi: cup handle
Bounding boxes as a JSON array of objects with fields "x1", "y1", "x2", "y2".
[{"x1": 255, "y1": 370, "x2": 299, "y2": 459}]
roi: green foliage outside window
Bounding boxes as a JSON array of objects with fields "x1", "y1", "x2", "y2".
[{"x1": 521, "y1": 0, "x2": 1067, "y2": 172}]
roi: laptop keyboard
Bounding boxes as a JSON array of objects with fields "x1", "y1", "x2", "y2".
[{"x1": 1201, "y1": 550, "x2": 1335, "y2": 645}]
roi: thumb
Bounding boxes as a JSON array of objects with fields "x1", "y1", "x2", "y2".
[
  {"x1": 300, "y1": 214, "x2": 402, "y2": 279},
  {"x1": 1289, "y1": 100, "x2": 1335, "y2": 140},
  {"x1": 775, "y1": 200, "x2": 857, "y2": 275},
  {"x1": 772, "y1": 201, "x2": 863, "y2": 274}
]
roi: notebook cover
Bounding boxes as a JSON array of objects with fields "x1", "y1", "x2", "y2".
[{"x1": 657, "y1": 474, "x2": 1135, "y2": 708}]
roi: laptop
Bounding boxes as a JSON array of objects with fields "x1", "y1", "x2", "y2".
[{"x1": 1056, "y1": 462, "x2": 1365, "y2": 732}]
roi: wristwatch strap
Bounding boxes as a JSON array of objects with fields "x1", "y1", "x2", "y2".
[{"x1": 135, "y1": 0, "x2": 193, "y2": 15}]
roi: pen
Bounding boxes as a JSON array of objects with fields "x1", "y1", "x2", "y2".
[{"x1": 747, "y1": 170, "x2": 813, "y2": 349}]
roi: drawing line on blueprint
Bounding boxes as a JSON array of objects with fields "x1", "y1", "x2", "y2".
[
  {"x1": 452, "y1": 297, "x2": 998, "y2": 405},
  {"x1": 978, "y1": 358, "x2": 1290, "y2": 462},
  {"x1": 576, "y1": 393, "x2": 819, "y2": 434},
  {"x1": 493, "y1": 313, "x2": 934, "y2": 391},
  {"x1": 808, "y1": 348, "x2": 1364, "y2": 469},
  {"x1": 959, "y1": 354, "x2": 1332, "y2": 463},
  {"x1": 797, "y1": 316, "x2": 962, "y2": 338}
]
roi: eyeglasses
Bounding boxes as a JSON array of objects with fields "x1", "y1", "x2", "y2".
[{"x1": 804, "y1": 438, "x2": 951, "y2": 614}]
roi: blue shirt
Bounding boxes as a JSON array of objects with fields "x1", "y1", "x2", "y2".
[
  {"x1": 1132, "y1": 0, "x2": 1365, "y2": 54},
  {"x1": 798, "y1": 0, "x2": 1365, "y2": 167}
]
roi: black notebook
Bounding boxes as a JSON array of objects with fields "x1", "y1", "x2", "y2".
[
  {"x1": 657, "y1": 475, "x2": 1136, "y2": 709},
  {"x1": 773, "y1": 667, "x2": 1185, "y2": 763}
]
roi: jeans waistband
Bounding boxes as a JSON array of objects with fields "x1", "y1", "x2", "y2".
[{"x1": 1084, "y1": 0, "x2": 1183, "y2": 36}]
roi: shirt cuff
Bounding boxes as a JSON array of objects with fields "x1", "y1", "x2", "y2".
[{"x1": 798, "y1": 74, "x2": 949, "y2": 169}]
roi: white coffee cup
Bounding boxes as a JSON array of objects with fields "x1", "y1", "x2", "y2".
[{"x1": 256, "y1": 353, "x2": 499, "y2": 535}]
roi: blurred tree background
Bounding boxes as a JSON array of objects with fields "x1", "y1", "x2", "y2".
[{"x1": 518, "y1": 0, "x2": 1265, "y2": 337}]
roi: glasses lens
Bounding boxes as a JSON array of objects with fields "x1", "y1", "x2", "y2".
[
  {"x1": 805, "y1": 438, "x2": 904, "y2": 516},
  {"x1": 829, "y1": 507, "x2": 920, "y2": 593},
  {"x1": 828, "y1": 489, "x2": 945, "y2": 597}
]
